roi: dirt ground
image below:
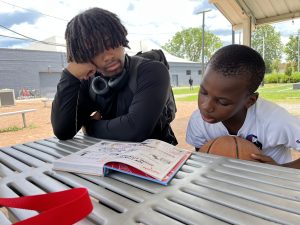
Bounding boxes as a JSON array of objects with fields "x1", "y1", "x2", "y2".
[
  {"x1": 1, "y1": 99, "x2": 300, "y2": 159},
  {"x1": 0, "y1": 99, "x2": 197, "y2": 151}
]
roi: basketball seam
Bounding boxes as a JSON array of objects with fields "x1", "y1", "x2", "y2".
[
  {"x1": 233, "y1": 136, "x2": 239, "y2": 159},
  {"x1": 207, "y1": 139, "x2": 218, "y2": 154}
]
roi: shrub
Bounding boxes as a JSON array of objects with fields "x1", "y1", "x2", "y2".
[
  {"x1": 264, "y1": 73, "x2": 300, "y2": 83},
  {"x1": 285, "y1": 62, "x2": 293, "y2": 76},
  {"x1": 0, "y1": 126, "x2": 23, "y2": 133}
]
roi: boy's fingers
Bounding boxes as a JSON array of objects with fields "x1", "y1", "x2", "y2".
[
  {"x1": 251, "y1": 153, "x2": 262, "y2": 158},
  {"x1": 250, "y1": 153, "x2": 264, "y2": 162},
  {"x1": 251, "y1": 153, "x2": 277, "y2": 165}
]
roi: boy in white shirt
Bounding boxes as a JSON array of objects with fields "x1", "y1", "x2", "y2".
[{"x1": 186, "y1": 44, "x2": 300, "y2": 168}]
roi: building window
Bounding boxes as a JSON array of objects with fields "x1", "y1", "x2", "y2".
[
  {"x1": 186, "y1": 70, "x2": 191, "y2": 75},
  {"x1": 198, "y1": 70, "x2": 202, "y2": 75}
]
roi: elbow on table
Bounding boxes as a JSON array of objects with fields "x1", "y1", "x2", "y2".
[
  {"x1": 53, "y1": 127, "x2": 75, "y2": 140},
  {"x1": 125, "y1": 127, "x2": 150, "y2": 142},
  {"x1": 51, "y1": 115, "x2": 75, "y2": 140}
]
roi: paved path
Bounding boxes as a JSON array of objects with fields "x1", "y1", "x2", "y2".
[{"x1": 174, "y1": 93, "x2": 197, "y2": 99}]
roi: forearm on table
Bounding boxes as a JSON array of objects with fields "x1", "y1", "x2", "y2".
[{"x1": 282, "y1": 157, "x2": 300, "y2": 169}]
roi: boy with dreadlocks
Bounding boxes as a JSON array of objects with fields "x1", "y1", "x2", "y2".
[
  {"x1": 186, "y1": 44, "x2": 300, "y2": 168},
  {"x1": 51, "y1": 7, "x2": 177, "y2": 145}
]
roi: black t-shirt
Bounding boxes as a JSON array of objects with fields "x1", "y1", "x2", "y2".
[{"x1": 51, "y1": 55, "x2": 177, "y2": 144}]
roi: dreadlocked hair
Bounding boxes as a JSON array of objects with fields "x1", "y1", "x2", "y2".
[
  {"x1": 65, "y1": 7, "x2": 129, "y2": 63},
  {"x1": 207, "y1": 44, "x2": 266, "y2": 94}
]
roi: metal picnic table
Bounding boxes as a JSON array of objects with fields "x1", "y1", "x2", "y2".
[{"x1": 1, "y1": 134, "x2": 300, "y2": 225}]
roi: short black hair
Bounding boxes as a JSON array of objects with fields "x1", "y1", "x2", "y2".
[
  {"x1": 65, "y1": 7, "x2": 129, "y2": 63},
  {"x1": 207, "y1": 44, "x2": 265, "y2": 93}
]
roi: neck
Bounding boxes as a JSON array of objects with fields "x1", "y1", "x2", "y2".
[{"x1": 222, "y1": 108, "x2": 248, "y2": 135}]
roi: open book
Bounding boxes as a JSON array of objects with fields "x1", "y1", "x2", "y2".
[{"x1": 53, "y1": 139, "x2": 191, "y2": 185}]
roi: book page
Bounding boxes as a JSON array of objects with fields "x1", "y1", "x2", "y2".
[
  {"x1": 53, "y1": 148, "x2": 107, "y2": 176},
  {"x1": 53, "y1": 139, "x2": 190, "y2": 180},
  {"x1": 84, "y1": 139, "x2": 190, "y2": 180}
]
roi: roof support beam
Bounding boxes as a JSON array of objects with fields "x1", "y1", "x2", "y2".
[
  {"x1": 210, "y1": 0, "x2": 253, "y2": 46},
  {"x1": 256, "y1": 11, "x2": 300, "y2": 25},
  {"x1": 242, "y1": 17, "x2": 252, "y2": 47},
  {"x1": 235, "y1": 0, "x2": 257, "y2": 25}
]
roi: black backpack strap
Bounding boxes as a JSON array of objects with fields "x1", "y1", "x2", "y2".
[
  {"x1": 136, "y1": 49, "x2": 169, "y2": 69},
  {"x1": 129, "y1": 54, "x2": 177, "y2": 115},
  {"x1": 128, "y1": 55, "x2": 145, "y2": 94}
]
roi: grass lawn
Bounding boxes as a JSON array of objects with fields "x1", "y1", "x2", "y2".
[{"x1": 173, "y1": 83, "x2": 300, "y2": 103}]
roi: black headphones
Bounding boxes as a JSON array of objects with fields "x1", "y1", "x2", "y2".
[{"x1": 90, "y1": 56, "x2": 129, "y2": 96}]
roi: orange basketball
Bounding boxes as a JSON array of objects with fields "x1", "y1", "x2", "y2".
[{"x1": 200, "y1": 136, "x2": 261, "y2": 161}]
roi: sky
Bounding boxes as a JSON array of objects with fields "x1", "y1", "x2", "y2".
[{"x1": 0, "y1": 0, "x2": 299, "y2": 49}]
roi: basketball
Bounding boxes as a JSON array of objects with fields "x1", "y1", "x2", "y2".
[{"x1": 200, "y1": 136, "x2": 261, "y2": 161}]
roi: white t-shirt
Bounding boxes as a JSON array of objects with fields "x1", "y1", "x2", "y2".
[{"x1": 186, "y1": 98, "x2": 300, "y2": 164}]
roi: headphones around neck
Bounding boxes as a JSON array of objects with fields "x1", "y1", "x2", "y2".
[{"x1": 90, "y1": 56, "x2": 129, "y2": 96}]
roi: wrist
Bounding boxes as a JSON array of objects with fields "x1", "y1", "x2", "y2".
[
  {"x1": 66, "y1": 62, "x2": 96, "y2": 80},
  {"x1": 63, "y1": 68, "x2": 82, "y2": 82},
  {"x1": 67, "y1": 63, "x2": 83, "y2": 80}
]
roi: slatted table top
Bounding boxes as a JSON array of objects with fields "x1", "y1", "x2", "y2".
[{"x1": 1, "y1": 134, "x2": 300, "y2": 225}]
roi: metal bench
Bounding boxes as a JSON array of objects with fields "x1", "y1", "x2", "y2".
[
  {"x1": 0, "y1": 109, "x2": 36, "y2": 128},
  {"x1": 0, "y1": 210, "x2": 10, "y2": 225},
  {"x1": 41, "y1": 98, "x2": 53, "y2": 107},
  {"x1": 1, "y1": 134, "x2": 300, "y2": 224}
]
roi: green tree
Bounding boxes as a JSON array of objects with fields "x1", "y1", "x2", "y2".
[
  {"x1": 271, "y1": 58, "x2": 280, "y2": 74},
  {"x1": 162, "y1": 27, "x2": 223, "y2": 62},
  {"x1": 252, "y1": 24, "x2": 283, "y2": 73},
  {"x1": 284, "y1": 29, "x2": 300, "y2": 71},
  {"x1": 285, "y1": 61, "x2": 293, "y2": 77}
]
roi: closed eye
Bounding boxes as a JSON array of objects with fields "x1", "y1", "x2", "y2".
[
  {"x1": 199, "y1": 86, "x2": 208, "y2": 95},
  {"x1": 200, "y1": 85, "x2": 233, "y2": 106},
  {"x1": 218, "y1": 100, "x2": 230, "y2": 106},
  {"x1": 217, "y1": 98, "x2": 233, "y2": 106}
]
